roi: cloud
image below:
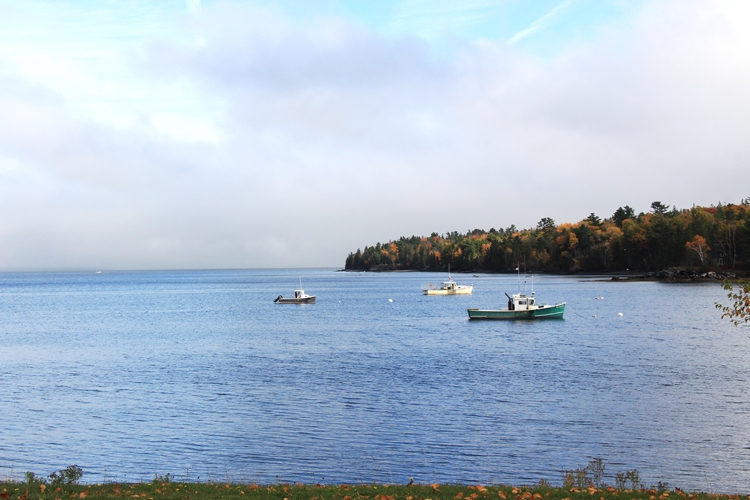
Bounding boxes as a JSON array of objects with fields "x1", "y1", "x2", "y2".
[{"x1": 0, "y1": 0, "x2": 749, "y2": 270}]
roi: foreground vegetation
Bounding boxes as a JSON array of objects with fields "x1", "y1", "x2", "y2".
[
  {"x1": 345, "y1": 200, "x2": 750, "y2": 273},
  {"x1": 2, "y1": 462, "x2": 748, "y2": 500},
  {"x1": 717, "y1": 279, "x2": 750, "y2": 326},
  {"x1": 2, "y1": 479, "x2": 747, "y2": 500}
]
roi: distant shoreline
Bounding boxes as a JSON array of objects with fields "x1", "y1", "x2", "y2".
[{"x1": 338, "y1": 267, "x2": 747, "y2": 282}]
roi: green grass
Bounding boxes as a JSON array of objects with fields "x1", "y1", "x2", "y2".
[{"x1": 1, "y1": 482, "x2": 746, "y2": 500}]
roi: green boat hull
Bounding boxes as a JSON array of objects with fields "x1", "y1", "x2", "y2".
[{"x1": 467, "y1": 302, "x2": 566, "y2": 320}]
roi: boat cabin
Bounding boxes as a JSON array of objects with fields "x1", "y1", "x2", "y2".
[
  {"x1": 440, "y1": 281, "x2": 457, "y2": 290},
  {"x1": 294, "y1": 289, "x2": 306, "y2": 298},
  {"x1": 508, "y1": 292, "x2": 537, "y2": 310}
]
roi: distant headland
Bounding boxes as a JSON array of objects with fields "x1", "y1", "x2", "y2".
[{"x1": 344, "y1": 200, "x2": 750, "y2": 276}]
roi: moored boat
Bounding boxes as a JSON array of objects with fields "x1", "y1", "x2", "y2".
[
  {"x1": 467, "y1": 291, "x2": 565, "y2": 319},
  {"x1": 422, "y1": 265, "x2": 473, "y2": 295},
  {"x1": 423, "y1": 279, "x2": 473, "y2": 295},
  {"x1": 274, "y1": 289, "x2": 316, "y2": 304}
]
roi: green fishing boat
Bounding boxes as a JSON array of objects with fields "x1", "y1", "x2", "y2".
[{"x1": 467, "y1": 291, "x2": 565, "y2": 320}]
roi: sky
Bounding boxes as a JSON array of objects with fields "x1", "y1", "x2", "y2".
[{"x1": 0, "y1": 0, "x2": 748, "y2": 270}]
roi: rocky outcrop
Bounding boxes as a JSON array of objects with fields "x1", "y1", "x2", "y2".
[{"x1": 644, "y1": 268, "x2": 737, "y2": 281}]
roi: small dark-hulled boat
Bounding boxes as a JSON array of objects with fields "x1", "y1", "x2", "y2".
[{"x1": 274, "y1": 289, "x2": 316, "y2": 304}]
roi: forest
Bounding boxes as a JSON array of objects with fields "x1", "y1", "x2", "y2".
[{"x1": 344, "y1": 200, "x2": 750, "y2": 273}]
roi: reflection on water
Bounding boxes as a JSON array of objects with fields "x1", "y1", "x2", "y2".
[{"x1": 0, "y1": 270, "x2": 748, "y2": 492}]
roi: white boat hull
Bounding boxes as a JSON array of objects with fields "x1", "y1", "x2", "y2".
[{"x1": 423, "y1": 285, "x2": 473, "y2": 295}]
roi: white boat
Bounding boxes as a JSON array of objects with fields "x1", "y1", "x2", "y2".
[
  {"x1": 423, "y1": 279, "x2": 474, "y2": 295},
  {"x1": 422, "y1": 266, "x2": 473, "y2": 295},
  {"x1": 274, "y1": 289, "x2": 316, "y2": 304}
]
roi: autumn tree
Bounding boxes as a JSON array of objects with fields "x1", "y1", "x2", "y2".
[
  {"x1": 686, "y1": 235, "x2": 710, "y2": 266},
  {"x1": 716, "y1": 280, "x2": 750, "y2": 326}
]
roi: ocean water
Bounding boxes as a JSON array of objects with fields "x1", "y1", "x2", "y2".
[{"x1": 1, "y1": 269, "x2": 749, "y2": 492}]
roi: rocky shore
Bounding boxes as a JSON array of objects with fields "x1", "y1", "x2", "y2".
[{"x1": 613, "y1": 269, "x2": 744, "y2": 282}]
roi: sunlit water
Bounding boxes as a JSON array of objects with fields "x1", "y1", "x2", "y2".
[{"x1": 1, "y1": 269, "x2": 749, "y2": 492}]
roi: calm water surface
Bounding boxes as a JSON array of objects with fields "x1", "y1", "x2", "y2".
[{"x1": 1, "y1": 269, "x2": 749, "y2": 491}]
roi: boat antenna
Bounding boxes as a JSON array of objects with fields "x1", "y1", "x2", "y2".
[
  {"x1": 516, "y1": 261, "x2": 520, "y2": 293},
  {"x1": 299, "y1": 276, "x2": 302, "y2": 288},
  {"x1": 448, "y1": 263, "x2": 451, "y2": 281}
]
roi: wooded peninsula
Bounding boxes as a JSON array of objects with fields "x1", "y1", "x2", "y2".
[{"x1": 344, "y1": 200, "x2": 750, "y2": 274}]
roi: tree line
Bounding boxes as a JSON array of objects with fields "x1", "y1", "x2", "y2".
[{"x1": 345, "y1": 200, "x2": 750, "y2": 273}]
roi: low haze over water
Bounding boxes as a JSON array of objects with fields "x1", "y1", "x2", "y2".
[{"x1": 1, "y1": 269, "x2": 748, "y2": 492}]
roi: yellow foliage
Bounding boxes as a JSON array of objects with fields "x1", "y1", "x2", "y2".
[
  {"x1": 605, "y1": 225, "x2": 624, "y2": 240},
  {"x1": 568, "y1": 232, "x2": 579, "y2": 249}
]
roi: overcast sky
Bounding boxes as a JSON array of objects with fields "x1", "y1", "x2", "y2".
[{"x1": 0, "y1": 0, "x2": 748, "y2": 270}]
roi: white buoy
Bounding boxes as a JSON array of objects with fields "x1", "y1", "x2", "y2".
[
  {"x1": 388, "y1": 298, "x2": 393, "y2": 302},
  {"x1": 618, "y1": 312, "x2": 623, "y2": 317}
]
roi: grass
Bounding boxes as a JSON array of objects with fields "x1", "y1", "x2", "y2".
[{"x1": 1, "y1": 481, "x2": 747, "y2": 500}]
